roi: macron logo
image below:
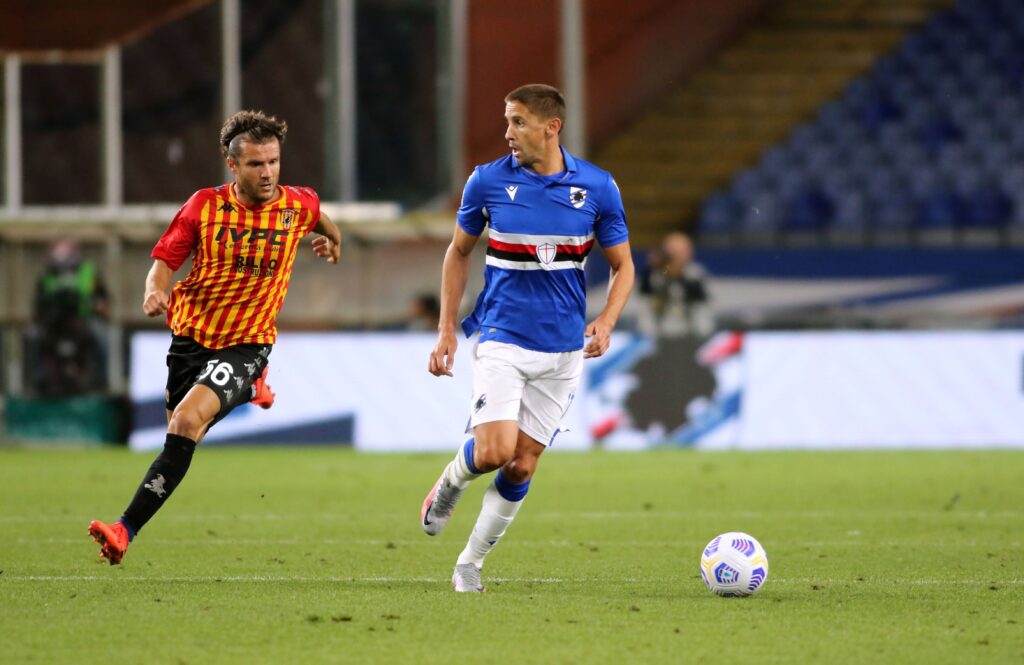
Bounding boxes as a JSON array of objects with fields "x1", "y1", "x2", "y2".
[{"x1": 505, "y1": 185, "x2": 518, "y2": 201}]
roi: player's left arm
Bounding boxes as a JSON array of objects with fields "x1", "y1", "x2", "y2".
[
  {"x1": 311, "y1": 211, "x2": 341, "y2": 264},
  {"x1": 584, "y1": 241, "x2": 635, "y2": 359}
]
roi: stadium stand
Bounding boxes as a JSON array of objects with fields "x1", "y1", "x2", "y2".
[
  {"x1": 596, "y1": 0, "x2": 952, "y2": 247},
  {"x1": 698, "y1": 0, "x2": 1024, "y2": 246}
]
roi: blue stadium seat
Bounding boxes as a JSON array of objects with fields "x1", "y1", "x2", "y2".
[
  {"x1": 699, "y1": 190, "x2": 739, "y2": 235},
  {"x1": 966, "y1": 185, "x2": 1014, "y2": 228},
  {"x1": 919, "y1": 189, "x2": 967, "y2": 229},
  {"x1": 874, "y1": 190, "x2": 917, "y2": 230},
  {"x1": 784, "y1": 185, "x2": 834, "y2": 232}
]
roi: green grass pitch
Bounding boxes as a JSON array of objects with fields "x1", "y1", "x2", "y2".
[{"x1": 1, "y1": 447, "x2": 1022, "y2": 663}]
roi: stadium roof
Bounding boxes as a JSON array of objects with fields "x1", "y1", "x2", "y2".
[{"x1": 0, "y1": 0, "x2": 208, "y2": 57}]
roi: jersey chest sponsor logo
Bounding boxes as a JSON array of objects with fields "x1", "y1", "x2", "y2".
[
  {"x1": 234, "y1": 255, "x2": 278, "y2": 277},
  {"x1": 215, "y1": 226, "x2": 288, "y2": 247},
  {"x1": 505, "y1": 185, "x2": 518, "y2": 201}
]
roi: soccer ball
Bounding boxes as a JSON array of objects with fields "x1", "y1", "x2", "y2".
[{"x1": 700, "y1": 531, "x2": 769, "y2": 597}]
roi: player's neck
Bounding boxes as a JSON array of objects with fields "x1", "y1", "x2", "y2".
[
  {"x1": 530, "y1": 145, "x2": 565, "y2": 176},
  {"x1": 231, "y1": 182, "x2": 279, "y2": 209}
]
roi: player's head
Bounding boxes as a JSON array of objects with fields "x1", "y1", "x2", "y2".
[
  {"x1": 220, "y1": 110, "x2": 288, "y2": 206},
  {"x1": 503, "y1": 84, "x2": 565, "y2": 169}
]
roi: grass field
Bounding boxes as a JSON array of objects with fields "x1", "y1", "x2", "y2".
[{"x1": 1, "y1": 447, "x2": 1022, "y2": 664}]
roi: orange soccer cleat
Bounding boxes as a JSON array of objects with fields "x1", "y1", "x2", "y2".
[
  {"x1": 88, "y1": 519, "x2": 130, "y2": 565},
  {"x1": 250, "y1": 366, "x2": 276, "y2": 409}
]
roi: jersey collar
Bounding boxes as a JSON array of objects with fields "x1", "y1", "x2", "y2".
[
  {"x1": 227, "y1": 182, "x2": 284, "y2": 211},
  {"x1": 510, "y1": 146, "x2": 578, "y2": 178}
]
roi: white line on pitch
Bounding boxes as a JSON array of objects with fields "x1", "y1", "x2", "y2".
[
  {"x1": 2, "y1": 575, "x2": 1022, "y2": 586},
  {"x1": 1, "y1": 510, "x2": 1019, "y2": 523},
  {"x1": 20, "y1": 537, "x2": 1020, "y2": 548}
]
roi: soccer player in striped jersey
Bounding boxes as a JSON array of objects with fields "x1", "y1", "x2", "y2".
[
  {"x1": 421, "y1": 84, "x2": 635, "y2": 591},
  {"x1": 88, "y1": 110, "x2": 341, "y2": 564}
]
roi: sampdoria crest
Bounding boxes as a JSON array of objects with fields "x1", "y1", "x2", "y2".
[{"x1": 536, "y1": 242, "x2": 557, "y2": 265}]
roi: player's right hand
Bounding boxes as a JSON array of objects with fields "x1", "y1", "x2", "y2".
[
  {"x1": 428, "y1": 331, "x2": 458, "y2": 377},
  {"x1": 142, "y1": 290, "x2": 170, "y2": 317}
]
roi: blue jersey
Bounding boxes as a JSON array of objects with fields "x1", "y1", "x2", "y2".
[{"x1": 458, "y1": 147, "x2": 629, "y2": 352}]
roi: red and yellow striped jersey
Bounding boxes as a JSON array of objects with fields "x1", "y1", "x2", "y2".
[{"x1": 151, "y1": 184, "x2": 320, "y2": 349}]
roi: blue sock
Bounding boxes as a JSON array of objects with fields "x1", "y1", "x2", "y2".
[
  {"x1": 462, "y1": 438, "x2": 480, "y2": 474},
  {"x1": 494, "y1": 469, "x2": 531, "y2": 502},
  {"x1": 448, "y1": 437, "x2": 482, "y2": 488}
]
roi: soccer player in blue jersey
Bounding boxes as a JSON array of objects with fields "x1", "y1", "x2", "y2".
[{"x1": 421, "y1": 84, "x2": 635, "y2": 592}]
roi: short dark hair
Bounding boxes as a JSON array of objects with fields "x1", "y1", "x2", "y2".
[
  {"x1": 220, "y1": 110, "x2": 288, "y2": 159},
  {"x1": 505, "y1": 84, "x2": 565, "y2": 130}
]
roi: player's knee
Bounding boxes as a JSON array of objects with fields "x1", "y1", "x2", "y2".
[
  {"x1": 473, "y1": 441, "x2": 515, "y2": 472},
  {"x1": 501, "y1": 455, "x2": 538, "y2": 483},
  {"x1": 167, "y1": 407, "x2": 207, "y2": 440}
]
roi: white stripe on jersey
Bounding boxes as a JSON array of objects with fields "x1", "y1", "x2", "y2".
[
  {"x1": 489, "y1": 229, "x2": 595, "y2": 246},
  {"x1": 486, "y1": 256, "x2": 586, "y2": 271}
]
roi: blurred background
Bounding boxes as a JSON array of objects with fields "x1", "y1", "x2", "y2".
[{"x1": 3, "y1": 0, "x2": 1024, "y2": 451}]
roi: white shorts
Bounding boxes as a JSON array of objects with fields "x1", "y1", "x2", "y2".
[{"x1": 467, "y1": 340, "x2": 583, "y2": 446}]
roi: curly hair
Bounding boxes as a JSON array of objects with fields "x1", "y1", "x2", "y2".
[{"x1": 219, "y1": 110, "x2": 288, "y2": 159}]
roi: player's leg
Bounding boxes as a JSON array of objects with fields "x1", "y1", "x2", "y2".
[
  {"x1": 422, "y1": 341, "x2": 524, "y2": 535},
  {"x1": 88, "y1": 381, "x2": 221, "y2": 564},
  {"x1": 451, "y1": 349, "x2": 582, "y2": 591},
  {"x1": 452, "y1": 430, "x2": 543, "y2": 592},
  {"x1": 90, "y1": 339, "x2": 269, "y2": 564},
  {"x1": 421, "y1": 419, "x2": 519, "y2": 535}
]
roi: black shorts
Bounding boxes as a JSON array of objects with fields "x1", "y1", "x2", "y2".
[{"x1": 165, "y1": 335, "x2": 272, "y2": 427}]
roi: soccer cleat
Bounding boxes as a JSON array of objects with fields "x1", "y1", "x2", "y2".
[
  {"x1": 88, "y1": 519, "x2": 130, "y2": 565},
  {"x1": 250, "y1": 366, "x2": 275, "y2": 409},
  {"x1": 421, "y1": 464, "x2": 464, "y2": 536},
  {"x1": 452, "y1": 563, "x2": 486, "y2": 593}
]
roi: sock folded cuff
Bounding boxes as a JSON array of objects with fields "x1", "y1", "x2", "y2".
[
  {"x1": 462, "y1": 438, "x2": 480, "y2": 475},
  {"x1": 165, "y1": 433, "x2": 197, "y2": 453},
  {"x1": 494, "y1": 470, "x2": 530, "y2": 502},
  {"x1": 118, "y1": 518, "x2": 137, "y2": 541}
]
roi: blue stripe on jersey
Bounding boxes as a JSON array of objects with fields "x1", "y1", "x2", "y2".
[{"x1": 457, "y1": 148, "x2": 628, "y2": 352}]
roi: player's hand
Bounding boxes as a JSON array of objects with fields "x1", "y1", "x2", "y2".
[
  {"x1": 142, "y1": 290, "x2": 169, "y2": 317},
  {"x1": 312, "y1": 234, "x2": 340, "y2": 264},
  {"x1": 429, "y1": 330, "x2": 458, "y2": 377},
  {"x1": 583, "y1": 317, "x2": 613, "y2": 358}
]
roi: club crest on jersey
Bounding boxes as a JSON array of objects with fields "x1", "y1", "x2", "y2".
[
  {"x1": 569, "y1": 187, "x2": 587, "y2": 209},
  {"x1": 280, "y1": 209, "x2": 297, "y2": 230},
  {"x1": 536, "y1": 242, "x2": 557, "y2": 265}
]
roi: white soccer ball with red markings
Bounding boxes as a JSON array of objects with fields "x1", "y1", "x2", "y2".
[{"x1": 700, "y1": 532, "x2": 769, "y2": 597}]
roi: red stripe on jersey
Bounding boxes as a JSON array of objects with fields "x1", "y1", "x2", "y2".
[{"x1": 488, "y1": 238, "x2": 594, "y2": 256}]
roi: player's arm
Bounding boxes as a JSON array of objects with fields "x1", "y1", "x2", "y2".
[
  {"x1": 584, "y1": 241, "x2": 635, "y2": 359},
  {"x1": 311, "y1": 211, "x2": 341, "y2": 264},
  {"x1": 143, "y1": 259, "x2": 174, "y2": 317},
  {"x1": 429, "y1": 225, "x2": 479, "y2": 377}
]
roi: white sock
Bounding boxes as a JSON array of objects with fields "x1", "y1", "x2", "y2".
[
  {"x1": 445, "y1": 438, "x2": 482, "y2": 489},
  {"x1": 456, "y1": 472, "x2": 528, "y2": 568}
]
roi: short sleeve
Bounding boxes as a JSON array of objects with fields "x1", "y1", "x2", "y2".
[
  {"x1": 151, "y1": 195, "x2": 202, "y2": 271},
  {"x1": 595, "y1": 174, "x2": 628, "y2": 248},
  {"x1": 456, "y1": 167, "x2": 487, "y2": 236},
  {"x1": 298, "y1": 186, "x2": 321, "y2": 233}
]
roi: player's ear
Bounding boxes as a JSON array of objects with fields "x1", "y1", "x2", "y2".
[{"x1": 548, "y1": 117, "x2": 562, "y2": 137}]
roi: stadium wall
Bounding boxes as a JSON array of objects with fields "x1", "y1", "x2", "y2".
[{"x1": 128, "y1": 330, "x2": 1024, "y2": 451}]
